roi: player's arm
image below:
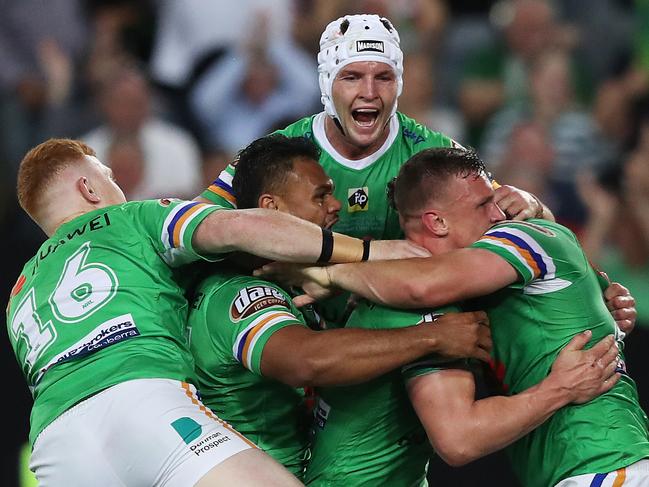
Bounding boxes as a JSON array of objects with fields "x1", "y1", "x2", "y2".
[
  {"x1": 407, "y1": 331, "x2": 620, "y2": 466},
  {"x1": 193, "y1": 207, "x2": 432, "y2": 265},
  {"x1": 259, "y1": 248, "x2": 517, "y2": 309},
  {"x1": 192, "y1": 208, "x2": 368, "y2": 263},
  {"x1": 260, "y1": 311, "x2": 492, "y2": 387}
]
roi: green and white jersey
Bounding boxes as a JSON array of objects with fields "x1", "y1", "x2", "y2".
[
  {"x1": 471, "y1": 219, "x2": 649, "y2": 487},
  {"x1": 305, "y1": 301, "x2": 464, "y2": 487},
  {"x1": 6, "y1": 199, "x2": 226, "y2": 445},
  {"x1": 188, "y1": 272, "x2": 311, "y2": 478},
  {"x1": 201, "y1": 112, "x2": 457, "y2": 240}
]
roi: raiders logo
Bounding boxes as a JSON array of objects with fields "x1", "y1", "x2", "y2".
[
  {"x1": 230, "y1": 286, "x2": 289, "y2": 321},
  {"x1": 348, "y1": 187, "x2": 369, "y2": 212},
  {"x1": 158, "y1": 198, "x2": 172, "y2": 206}
]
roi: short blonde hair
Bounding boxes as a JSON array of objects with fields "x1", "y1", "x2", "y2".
[{"x1": 17, "y1": 138, "x2": 96, "y2": 217}]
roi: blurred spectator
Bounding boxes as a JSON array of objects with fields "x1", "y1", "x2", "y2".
[
  {"x1": 189, "y1": 14, "x2": 319, "y2": 155},
  {"x1": 399, "y1": 51, "x2": 466, "y2": 141},
  {"x1": 150, "y1": 0, "x2": 293, "y2": 90},
  {"x1": 105, "y1": 135, "x2": 146, "y2": 199},
  {"x1": 481, "y1": 48, "x2": 608, "y2": 228},
  {"x1": 0, "y1": 0, "x2": 89, "y2": 165},
  {"x1": 82, "y1": 65, "x2": 202, "y2": 199},
  {"x1": 490, "y1": 121, "x2": 555, "y2": 202},
  {"x1": 578, "y1": 146, "x2": 649, "y2": 411},
  {"x1": 458, "y1": 0, "x2": 588, "y2": 145}
]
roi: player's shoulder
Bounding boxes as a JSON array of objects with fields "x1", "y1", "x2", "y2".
[
  {"x1": 485, "y1": 219, "x2": 573, "y2": 241},
  {"x1": 274, "y1": 114, "x2": 318, "y2": 138},
  {"x1": 396, "y1": 112, "x2": 459, "y2": 149}
]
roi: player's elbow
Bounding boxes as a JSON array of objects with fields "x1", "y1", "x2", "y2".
[
  {"x1": 433, "y1": 441, "x2": 477, "y2": 467},
  {"x1": 427, "y1": 428, "x2": 481, "y2": 467}
]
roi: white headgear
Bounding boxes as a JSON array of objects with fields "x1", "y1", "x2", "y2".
[{"x1": 317, "y1": 14, "x2": 403, "y2": 123}]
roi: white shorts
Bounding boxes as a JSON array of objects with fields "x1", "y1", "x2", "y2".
[
  {"x1": 554, "y1": 459, "x2": 649, "y2": 487},
  {"x1": 30, "y1": 378, "x2": 255, "y2": 487}
]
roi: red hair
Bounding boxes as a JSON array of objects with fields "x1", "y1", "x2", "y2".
[{"x1": 17, "y1": 138, "x2": 96, "y2": 217}]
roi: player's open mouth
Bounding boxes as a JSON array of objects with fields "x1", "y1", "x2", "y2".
[{"x1": 352, "y1": 108, "x2": 379, "y2": 127}]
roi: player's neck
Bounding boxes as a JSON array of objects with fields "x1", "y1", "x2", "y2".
[{"x1": 324, "y1": 116, "x2": 389, "y2": 160}]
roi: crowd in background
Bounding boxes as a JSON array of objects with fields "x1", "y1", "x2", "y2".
[{"x1": 2, "y1": 0, "x2": 648, "y2": 485}]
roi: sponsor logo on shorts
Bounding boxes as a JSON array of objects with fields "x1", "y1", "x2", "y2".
[
  {"x1": 356, "y1": 40, "x2": 384, "y2": 53},
  {"x1": 230, "y1": 286, "x2": 289, "y2": 321},
  {"x1": 348, "y1": 187, "x2": 369, "y2": 212},
  {"x1": 172, "y1": 417, "x2": 203, "y2": 444},
  {"x1": 171, "y1": 417, "x2": 234, "y2": 456},
  {"x1": 36, "y1": 314, "x2": 139, "y2": 383}
]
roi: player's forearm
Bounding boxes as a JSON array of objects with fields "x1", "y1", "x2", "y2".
[
  {"x1": 193, "y1": 208, "x2": 367, "y2": 263},
  {"x1": 432, "y1": 380, "x2": 569, "y2": 466},
  {"x1": 290, "y1": 326, "x2": 439, "y2": 387},
  {"x1": 327, "y1": 258, "x2": 469, "y2": 309}
]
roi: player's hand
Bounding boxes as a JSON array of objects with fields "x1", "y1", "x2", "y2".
[
  {"x1": 429, "y1": 311, "x2": 492, "y2": 362},
  {"x1": 254, "y1": 263, "x2": 334, "y2": 306},
  {"x1": 604, "y1": 281, "x2": 636, "y2": 335},
  {"x1": 369, "y1": 239, "x2": 431, "y2": 260},
  {"x1": 493, "y1": 185, "x2": 548, "y2": 221},
  {"x1": 549, "y1": 331, "x2": 620, "y2": 404}
]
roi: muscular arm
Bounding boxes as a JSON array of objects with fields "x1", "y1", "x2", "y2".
[
  {"x1": 193, "y1": 207, "x2": 432, "y2": 264},
  {"x1": 407, "y1": 333, "x2": 620, "y2": 466},
  {"x1": 408, "y1": 369, "x2": 566, "y2": 466},
  {"x1": 193, "y1": 208, "x2": 362, "y2": 263},
  {"x1": 326, "y1": 248, "x2": 518, "y2": 309},
  {"x1": 260, "y1": 311, "x2": 492, "y2": 387}
]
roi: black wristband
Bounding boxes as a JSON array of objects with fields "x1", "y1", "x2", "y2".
[
  {"x1": 361, "y1": 239, "x2": 371, "y2": 261},
  {"x1": 318, "y1": 228, "x2": 334, "y2": 263}
]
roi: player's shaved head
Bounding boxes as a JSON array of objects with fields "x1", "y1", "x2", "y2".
[
  {"x1": 388, "y1": 147, "x2": 487, "y2": 216},
  {"x1": 232, "y1": 134, "x2": 321, "y2": 209},
  {"x1": 18, "y1": 138, "x2": 96, "y2": 219}
]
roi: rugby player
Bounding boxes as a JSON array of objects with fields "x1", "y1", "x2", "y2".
[
  {"x1": 261, "y1": 148, "x2": 649, "y2": 487},
  {"x1": 6, "y1": 138, "x2": 423, "y2": 486},
  {"x1": 196, "y1": 13, "x2": 636, "y2": 330},
  {"x1": 188, "y1": 134, "x2": 492, "y2": 479}
]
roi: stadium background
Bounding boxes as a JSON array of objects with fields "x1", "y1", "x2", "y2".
[{"x1": 2, "y1": 1, "x2": 648, "y2": 485}]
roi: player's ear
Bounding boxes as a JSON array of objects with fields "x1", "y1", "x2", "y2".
[
  {"x1": 258, "y1": 193, "x2": 279, "y2": 210},
  {"x1": 421, "y1": 210, "x2": 448, "y2": 237},
  {"x1": 78, "y1": 177, "x2": 101, "y2": 204}
]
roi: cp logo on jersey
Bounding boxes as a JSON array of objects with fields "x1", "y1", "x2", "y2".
[{"x1": 347, "y1": 187, "x2": 369, "y2": 213}]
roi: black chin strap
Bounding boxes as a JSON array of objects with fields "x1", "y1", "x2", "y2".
[{"x1": 333, "y1": 117, "x2": 346, "y2": 136}]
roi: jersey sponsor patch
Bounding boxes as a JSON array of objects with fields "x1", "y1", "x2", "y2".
[
  {"x1": 347, "y1": 187, "x2": 369, "y2": 212},
  {"x1": 230, "y1": 286, "x2": 290, "y2": 321},
  {"x1": 356, "y1": 40, "x2": 384, "y2": 53},
  {"x1": 36, "y1": 313, "x2": 139, "y2": 383}
]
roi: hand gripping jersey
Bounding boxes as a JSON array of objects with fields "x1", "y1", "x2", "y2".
[
  {"x1": 6, "y1": 200, "x2": 225, "y2": 445},
  {"x1": 471, "y1": 219, "x2": 649, "y2": 487},
  {"x1": 304, "y1": 301, "x2": 465, "y2": 487},
  {"x1": 201, "y1": 112, "x2": 457, "y2": 240},
  {"x1": 188, "y1": 272, "x2": 313, "y2": 478}
]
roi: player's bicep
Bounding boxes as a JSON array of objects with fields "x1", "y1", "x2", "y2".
[
  {"x1": 425, "y1": 249, "x2": 518, "y2": 305},
  {"x1": 260, "y1": 324, "x2": 316, "y2": 384},
  {"x1": 406, "y1": 369, "x2": 476, "y2": 446}
]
